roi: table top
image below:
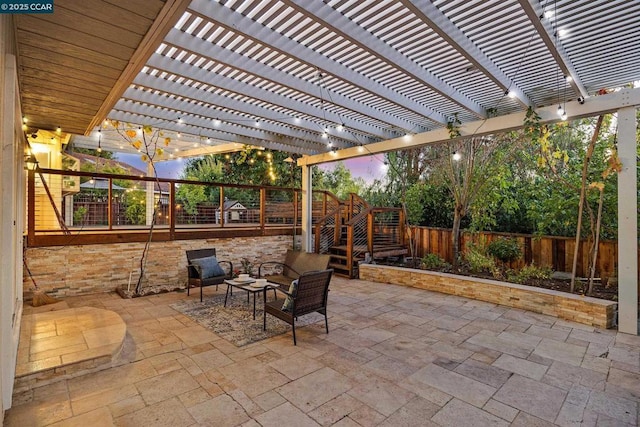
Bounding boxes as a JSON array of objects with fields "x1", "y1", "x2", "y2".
[{"x1": 224, "y1": 278, "x2": 279, "y2": 292}]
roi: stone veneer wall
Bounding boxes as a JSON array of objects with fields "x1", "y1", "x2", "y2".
[
  {"x1": 24, "y1": 236, "x2": 292, "y2": 299},
  {"x1": 360, "y1": 264, "x2": 617, "y2": 329}
]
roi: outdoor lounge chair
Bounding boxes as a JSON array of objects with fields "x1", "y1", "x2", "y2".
[
  {"x1": 263, "y1": 269, "x2": 333, "y2": 345},
  {"x1": 186, "y1": 248, "x2": 233, "y2": 302},
  {"x1": 258, "y1": 250, "x2": 331, "y2": 287}
]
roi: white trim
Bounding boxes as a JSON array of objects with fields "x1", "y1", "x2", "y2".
[
  {"x1": 299, "y1": 87, "x2": 640, "y2": 166},
  {"x1": 616, "y1": 106, "x2": 638, "y2": 334}
]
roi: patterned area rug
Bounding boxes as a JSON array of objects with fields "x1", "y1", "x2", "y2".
[{"x1": 170, "y1": 292, "x2": 324, "y2": 347}]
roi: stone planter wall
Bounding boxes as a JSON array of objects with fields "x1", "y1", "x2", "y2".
[
  {"x1": 24, "y1": 236, "x2": 291, "y2": 299},
  {"x1": 359, "y1": 264, "x2": 617, "y2": 329}
]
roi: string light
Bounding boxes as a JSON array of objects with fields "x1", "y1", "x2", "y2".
[
  {"x1": 22, "y1": 116, "x2": 28, "y2": 124},
  {"x1": 357, "y1": 145, "x2": 365, "y2": 153},
  {"x1": 337, "y1": 123, "x2": 344, "y2": 132},
  {"x1": 56, "y1": 125, "x2": 61, "y2": 133},
  {"x1": 213, "y1": 119, "x2": 221, "y2": 126},
  {"x1": 452, "y1": 152, "x2": 462, "y2": 161}
]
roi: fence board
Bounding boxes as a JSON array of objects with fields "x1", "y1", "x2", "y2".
[{"x1": 408, "y1": 226, "x2": 634, "y2": 279}]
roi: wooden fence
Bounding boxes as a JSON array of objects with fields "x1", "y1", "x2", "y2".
[{"x1": 408, "y1": 226, "x2": 636, "y2": 280}]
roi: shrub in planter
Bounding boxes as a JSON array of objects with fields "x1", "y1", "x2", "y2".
[
  {"x1": 507, "y1": 263, "x2": 553, "y2": 284},
  {"x1": 464, "y1": 243, "x2": 496, "y2": 274},
  {"x1": 421, "y1": 253, "x2": 450, "y2": 270},
  {"x1": 487, "y1": 238, "x2": 522, "y2": 264}
]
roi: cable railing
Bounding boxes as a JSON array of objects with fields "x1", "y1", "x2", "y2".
[{"x1": 27, "y1": 168, "x2": 334, "y2": 247}]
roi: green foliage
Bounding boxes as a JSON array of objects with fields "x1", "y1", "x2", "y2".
[
  {"x1": 314, "y1": 162, "x2": 366, "y2": 199},
  {"x1": 507, "y1": 264, "x2": 553, "y2": 284},
  {"x1": 125, "y1": 203, "x2": 145, "y2": 225},
  {"x1": 463, "y1": 243, "x2": 496, "y2": 274},
  {"x1": 240, "y1": 257, "x2": 254, "y2": 275},
  {"x1": 73, "y1": 206, "x2": 88, "y2": 225},
  {"x1": 486, "y1": 238, "x2": 522, "y2": 263},
  {"x1": 421, "y1": 253, "x2": 450, "y2": 270}
]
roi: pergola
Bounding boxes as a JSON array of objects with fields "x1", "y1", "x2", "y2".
[{"x1": 13, "y1": 0, "x2": 640, "y2": 335}]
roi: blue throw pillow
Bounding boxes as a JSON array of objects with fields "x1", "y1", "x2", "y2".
[
  {"x1": 191, "y1": 256, "x2": 226, "y2": 279},
  {"x1": 282, "y1": 279, "x2": 298, "y2": 312}
]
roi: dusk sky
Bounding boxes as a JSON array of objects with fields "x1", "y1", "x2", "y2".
[{"x1": 117, "y1": 153, "x2": 389, "y2": 184}]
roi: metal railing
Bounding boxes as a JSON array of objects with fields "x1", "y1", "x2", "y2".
[{"x1": 27, "y1": 168, "x2": 334, "y2": 247}]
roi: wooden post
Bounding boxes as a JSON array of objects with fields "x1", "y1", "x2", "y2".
[
  {"x1": 367, "y1": 212, "x2": 374, "y2": 256},
  {"x1": 108, "y1": 178, "x2": 113, "y2": 230},
  {"x1": 259, "y1": 187, "x2": 266, "y2": 233},
  {"x1": 219, "y1": 186, "x2": 225, "y2": 227},
  {"x1": 27, "y1": 169, "x2": 35, "y2": 245},
  {"x1": 169, "y1": 182, "x2": 175, "y2": 240},
  {"x1": 346, "y1": 225, "x2": 354, "y2": 278}
]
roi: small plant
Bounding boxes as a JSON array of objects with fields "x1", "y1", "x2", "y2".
[
  {"x1": 464, "y1": 243, "x2": 496, "y2": 274},
  {"x1": 421, "y1": 253, "x2": 450, "y2": 270},
  {"x1": 507, "y1": 263, "x2": 553, "y2": 284},
  {"x1": 73, "y1": 206, "x2": 88, "y2": 225},
  {"x1": 487, "y1": 238, "x2": 522, "y2": 264},
  {"x1": 240, "y1": 257, "x2": 254, "y2": 275}
]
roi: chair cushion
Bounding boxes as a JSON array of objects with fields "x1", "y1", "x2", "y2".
[
  {"x1": 191, "y1": 256, "x2": 226, "y2": 279},
  {"x1": 281, "y1": 279, "x2": 298, "y2": 311}
]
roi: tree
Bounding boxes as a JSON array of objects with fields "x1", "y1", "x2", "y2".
[
  {"x1": 313, "y1": 162, "x2": 366, "y2": 199},
  {"x1": 439, "y1": 115, "x2": 527, "y2": 265},
  {"x1": 105, "y1": 120, "x2": 172, "y2": 295}
]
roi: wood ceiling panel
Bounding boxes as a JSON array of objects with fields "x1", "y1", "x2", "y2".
[
  {"x1": 18, "y1": 46, "x2": 123, "y2": 79},
  {"x1": 55, "y1": 0, "x2": 156, "y2": 35},
  {"x1": 16, "y1": 29, "x2": 128, "y2": 69},
  {"x1": 103, "y1": 0, "x2": 167, "y2": 20},
  {"x1": 21, "y1": 92, "x2": 102, "y2": 111},
  {"x1": 15, "y1": 15, "x2": 135, "y2": 61},
  {"x1": 19, "y1": 70, "x2": 113, "y2": 94},
  {"x1": 28, "y1": 6, "x2": 145, "y2": 49},
  {"x1": 18, "y1": 58, "x2": 118, "y2": 88},
  {"x1": 20, "y1": 77, "x2": 108, "y2": 103}
]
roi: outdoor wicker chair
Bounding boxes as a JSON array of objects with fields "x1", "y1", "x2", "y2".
[
  {"x1": 186, "y1": 248, "x2": 233, "y2": 302},
  {"x1": 263, "y1": 269, "x2": 333, "y2": 345}
]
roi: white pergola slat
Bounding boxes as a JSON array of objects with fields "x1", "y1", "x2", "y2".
[
  {"x1": 186, "y1": 0, "x2": 450, "y2": 127},
  {"x1": 99, "y1": 0, "x2": 640, "y2": 156},
  {"x1": 163, "y1": 28, "x2": 416, "y2": 138}
]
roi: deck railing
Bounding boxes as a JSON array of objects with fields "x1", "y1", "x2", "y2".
[{"x1": 27, "y1": 168, "x2": 336, "y2": 247}]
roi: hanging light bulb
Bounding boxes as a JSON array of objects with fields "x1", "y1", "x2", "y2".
[
  {"x1": 213, "y1": 119, "x2": 221, "y2": 127},
  {"x1": 452, "y1": 152, "x2": 462, "y2": 161},
  {"x1": 97, "y1": 130, "x2": 102, "y2": 153},
  {"x1": 357, "y1": 145, "x2": 365, "y2": 153},
  {"x1": 336, "y1": 123, "x2": 344, "y2": 132},
  {"x1": 56, "y1": 125, "x2": 61, "y2": 133},
  {"x1": 561, "y1": 111, "x2": 567, "y2": 121},
  {"x1": 565, "y1": 75, "x2": 573, "y2": 83},
  {"x1": 557, "y1": 105, "x2": 564, "y2": 117}
]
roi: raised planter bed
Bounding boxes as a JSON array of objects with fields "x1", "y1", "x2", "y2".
[{"x1": 359, "y1": 264, "x2": 617, "y2": 329}]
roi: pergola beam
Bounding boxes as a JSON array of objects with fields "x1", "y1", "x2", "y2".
[
  {"x1": 299, "y1": 87, "x2": 640, "y2": 166},
  {"x1": 163, "y1": 28, "x2": 413, "y2": 139},
  {"x1": 187, "y1": 0, "x2": 447, "y2": 127},
  {"x1": 122, "y1": 84, "x2": 348, "y2": 149},
  {"x1": 132, "y1": 62, "x2": 364, "y2": 146},
  {"x1": 518, "y1": 0, "x2": 589, "y2": 98},
  {"x1": 283, "y1": 0, "x2": 486, "y2": 118},
  {"x1": 401, "y1": 0, "x2": 532, "y2": 107},
  {"x1": 107, "y1": 109, "x2": 319, "y2": 155}
]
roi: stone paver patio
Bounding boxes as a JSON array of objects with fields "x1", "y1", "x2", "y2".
[{"x1": 4, "y1": 277, "x2": 640, "y2": 426}]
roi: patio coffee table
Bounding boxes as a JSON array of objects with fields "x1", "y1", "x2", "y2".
[{"x1": 223, "y1": 279, "x2": 279, "y2": 320}]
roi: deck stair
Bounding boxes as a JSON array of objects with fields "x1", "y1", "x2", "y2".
[{"x1": 314, "y1": 193, "x2": 408, "y2": 278}]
